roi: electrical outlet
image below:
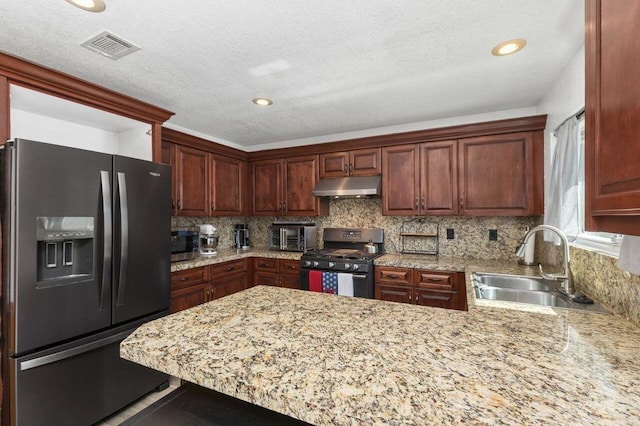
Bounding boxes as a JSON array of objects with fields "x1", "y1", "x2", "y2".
[
  {"x1": 489, "y1": 229, "x2": 498, "y2": 241},
  {"x1": 446, "y1": 228, "x2": 455, "y2": 239}
]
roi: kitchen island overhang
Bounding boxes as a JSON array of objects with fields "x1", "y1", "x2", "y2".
[{"x1": 121, "y1": 285, "x2": 640, "y2": 425}]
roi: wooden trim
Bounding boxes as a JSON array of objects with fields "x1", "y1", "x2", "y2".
[
  {"x1": 0, "y1": 52, "x2": 173, "y2": 124},
  {"x1": 584, "y1": 0, "x2": 599, "y2": 230},
  {"x1": 248, "y1": 115, "x2": 548, "y2": 161},
  {"x1": 162, "y1": 127, "x2": 248, "y2": 161},
  {"x1": 0, "y1": 75, "x2": 9, "y2": 144},
  {"x1": 151, "y1": 122, "x2": 163, "y2": 163},
  {"x1": 532, "y1": 130, "x2": 544, "y2": 215}
]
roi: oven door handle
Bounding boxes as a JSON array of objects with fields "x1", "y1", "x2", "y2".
[{"x1": 351, "y1": 274, "x2": 367, "y2": 279}]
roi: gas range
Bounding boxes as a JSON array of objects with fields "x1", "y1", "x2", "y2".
[
  {"x1": 301, "y1": 249, "x2": 382, "y2": 272},
  {"x1": 299, "y1": 227, "x2": 384, "y2": 298}
]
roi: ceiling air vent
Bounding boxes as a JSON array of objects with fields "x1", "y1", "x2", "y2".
[{"x1": 80, "y1": 31, "x2": 140, "y2": 60}]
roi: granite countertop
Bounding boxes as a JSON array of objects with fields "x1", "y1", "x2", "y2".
[
  {"x1": 121, "y1": 271, "x2": 640, "y2": 425},
  {"x1": 171, "y1": 247, "x2": 302, "y2": 272}
]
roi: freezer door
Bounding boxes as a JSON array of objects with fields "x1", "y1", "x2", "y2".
[
  {"x1": 4, "y1": 140, "x2": 113, "y2": 355},
  {"x1": 10, "y1": 319, "x2": 168, "y2": 426},
  {"x1": 112, "y1": 156, "x2": 171, "y2": 324}
]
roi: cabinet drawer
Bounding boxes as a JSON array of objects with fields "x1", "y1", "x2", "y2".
[
  {"x1": 375, "y1": 266, "x2": 413, "y2": 286},
  {"x1": 210, "y1": 259, "x2": 247, "y2": 278},
  {"x1": 279, "y1": 259, "x2": 300, "y2": 274},
  {"x1": 253, "y1": 271, "x2": 278, "y2": 287},
  {"x1": 414, "y1": 270, "x2": 456, "y2": 291},
  {"x1": 171, "y1": 266, "x2": 209, "y2": 290},
  {"x1": 254, "y1": 257, "x2": 279, "y2": 272}
]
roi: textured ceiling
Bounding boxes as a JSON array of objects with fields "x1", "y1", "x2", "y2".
[{"x1": 0, "y1": 1, "x2": 584, "y2": 149}]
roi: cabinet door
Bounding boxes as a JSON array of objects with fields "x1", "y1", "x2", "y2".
[
  {"x1": 280, "y1": 273, "x2": 300, "y2": 289},
  {"x1": 175, "y1": 145, "x2": 210, "y2": 216},
  {"x1": 319, "y1": 151, "x2": 349, "y2": 178},
  {"x1": 458, "y1": 133, "x2": 533, "y2": 216},
  {"x1": 170, "y1": 284, "x2": 208, "y2": 313},
  {"x1": 284, "y1": 155, "x2": 327, "y2": 216},
  {"x1": 382, "y1": 145, "x2": 420, "y2": 215},
  {"x1": 160, "y1": 141, "x2": 177, "y2": 215},
  {"x1": 375, "y1": 266, "x2": 414, "y2": 286},
  {"x1": 350, "y1": 148, "x2": 381, "y2": 176},
  {"x1": 212, "y1": 274, "x2": 247, "y2": 299},
  {"x1": 375, "y1": 284, "x2": 413, "y2": 304},
  {"x1": 252, "y1": 160, "x2": 282, "y2": 215},
  {"x1": 210, "y1": 154, "x2": 245, "y2": 216},
  {"x1": 420, "y1": 141, "x2": 458, "y2": 215},
  {"x1": 585, "y1": 0, "x2": 640, "y2": 234},
  {"x1": 171, "y1": 266, "x2": 209, "y2": 291},
  {"x1": 414, "y1": 289, "x2": 457, "y2": 310},
  {"x1": 254, "y1": 271, "x2": 279, "y2": 287}
]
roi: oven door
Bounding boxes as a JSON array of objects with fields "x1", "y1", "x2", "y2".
[{"x1": 300, "y1": 268, "x2": 373, "y2": 298}]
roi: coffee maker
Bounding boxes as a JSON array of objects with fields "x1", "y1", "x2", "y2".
[
  {"x1": 234, "y1": 224, "x2": 250, "y2": 250},
  {"x1": 199, "y1": 224, "x2": 219, "y2": 255}
]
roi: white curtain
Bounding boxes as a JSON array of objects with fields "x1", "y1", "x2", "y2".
[{"x1": 544, "y1": 116, "x2": 581, "y2": 244}]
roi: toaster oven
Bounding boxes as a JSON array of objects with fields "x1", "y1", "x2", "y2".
[{"x1": 268, "y1": 222, "x2": 317, "y2": 252}]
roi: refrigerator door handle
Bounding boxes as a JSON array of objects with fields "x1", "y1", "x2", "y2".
[
  {"x1": 116, "y1": 172, "x2": 129, "y2": 307},
  {"x1": 19, "y1": 329, "x2": 133, "y2": 371},
  {"x1": 100, "y1": 171, "x2": 112, "y2": 311}
]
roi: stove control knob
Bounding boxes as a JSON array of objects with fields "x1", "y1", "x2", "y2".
[
  {"x1": 328, "y1": 262, "x2": 335, "y2": 268},
  {"x1": 344, "y1": 263, "x2": 351, "y2": 270},
  {"x1": 313, "y1": 261, "x2": 320, "y2": 267},
  {"x1": 304, "y1": 260, "x2": 312, "y2": 267},
  {"x1": 352, "y1": 264, "x2": 359, "y2": 270}
]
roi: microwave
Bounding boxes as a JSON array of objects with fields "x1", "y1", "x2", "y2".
[
  {"x1": 268, "y1": 222, "x2": 317, "y2": 252},
  {"x1": 171, "y1": 227, "x2": 200, "y2": 262}
]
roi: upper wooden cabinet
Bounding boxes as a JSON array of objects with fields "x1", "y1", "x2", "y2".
[
  {"x1": 458, "y1": 133, "x2": 534, "y2": 216},
  {"x1": 319, "y1": 148, "x2": 381, "y2": 178},
  {"x1": 161, "y1": 128, "x2": 248, "y2": 217},
  {"x1": 210, "y1": 154, "x2": 246, "y2": 216},
  {"x1": 585, "y1": 0, "x2": 640, "y2": 235},
  {"x1": 175, "y1": 144, "x2": 210, "y2": 216},
  {"x1": 383, "y1": 133, "x2": 540, "y2": 216},
  {"x1": 251, "y1": 155, "x2": 328, "y2": 216},
  {"x1": 382, "y1": 141, "x2": 457, "y2": 215}
]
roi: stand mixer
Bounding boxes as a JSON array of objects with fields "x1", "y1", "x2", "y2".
[{"x1": 199, "y1": 224, "x2": 219, "y2": 255}]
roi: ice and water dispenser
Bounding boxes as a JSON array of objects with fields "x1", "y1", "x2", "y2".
[{"x1": 36, "y1": 217, "x2": 94, "y2": 287}]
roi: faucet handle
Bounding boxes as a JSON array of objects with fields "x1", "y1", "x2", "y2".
[{"x1": 538, "y1": 264, "x2": 567, "y2": 282}]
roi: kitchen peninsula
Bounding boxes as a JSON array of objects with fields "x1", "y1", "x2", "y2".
[{"x1": 121, "y1": 282, "x2": 640, "y2": 425}]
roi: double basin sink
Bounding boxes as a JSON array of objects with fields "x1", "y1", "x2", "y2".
[{"x1": 473, "y1": 272, "x2": 610, "y2": 313}]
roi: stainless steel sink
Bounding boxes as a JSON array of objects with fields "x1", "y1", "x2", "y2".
[
  {"x1": 475, "y1": 287, "x2": 574, "y2": 308},
  {"x1": 474, "y1": 273, "x2": 555, "y2": 292},
  {"x1": 472, "y1": 272, "x2": 610, "y2": 313}
]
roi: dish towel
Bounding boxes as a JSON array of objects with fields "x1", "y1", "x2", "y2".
[
  {"x1": 322, "y1": 271, "x2": 338, "y2": 294},
  {"x1": 618, "y1": 235, "x2": 640, "y2": 275},
  {"x1": 309, "y1": 270, "x2": 323, "y2": 292},
  {"x1": 337, "y1": 273, "x2": 354, "y2": 297}
]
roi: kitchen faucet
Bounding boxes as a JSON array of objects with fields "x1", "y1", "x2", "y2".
[{"x1": 515, "y1": 225, "x2": 575, "y2": 297}]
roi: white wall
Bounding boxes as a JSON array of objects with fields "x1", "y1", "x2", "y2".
[
  {"x1": 118, "y1": 126, "x2": 152, "y2": 161},
  {"x1": 10, "y1": 108, "x2": 152, "y2": 160},
  {"x1": 10, "y1": 108, "x2": 120, "y2": 154},
  {"x1": 535, "y1": 43, "x2": 585, "y2": 199}
]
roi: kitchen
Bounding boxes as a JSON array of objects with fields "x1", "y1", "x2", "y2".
[{"x1": 2, "y1": 0, "x2": 640, "y2": 424}]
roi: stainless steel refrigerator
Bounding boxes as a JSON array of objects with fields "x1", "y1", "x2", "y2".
[{"x1": 1, "y1": 139, "x2": 171, "y2": 425}]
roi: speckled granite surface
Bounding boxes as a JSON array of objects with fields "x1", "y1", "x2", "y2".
[
  {"x1": 171, "y1": 248, "x2": 302, "y2": 272},
  {"x1": 122, "y1": 278, "x2": 640, "y2": 425}
]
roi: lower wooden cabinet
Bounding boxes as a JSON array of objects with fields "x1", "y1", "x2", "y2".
[
  {"x1": 170, "y1": 259, "x2": 248, "y2": 313},
  {"x1": 252, "y1": 258, "x2": 301, "y2": 289},
  {"x1": 375, "y1": 266, "x2": 466, "y2": 310}
]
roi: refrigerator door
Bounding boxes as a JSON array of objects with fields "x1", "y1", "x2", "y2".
[
  {"x1": 112, "y1": 156, "x2": 171, "y2": 324},
  {"x1": 4, "y1": 139, "x2": 113, "y2": 355}
]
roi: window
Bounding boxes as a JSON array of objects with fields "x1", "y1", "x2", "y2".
[{"x1": 572, "y1": 116, "x2": 622, "y2": 256}]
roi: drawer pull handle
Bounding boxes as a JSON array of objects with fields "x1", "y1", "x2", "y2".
[
  {"x1": 226, "y1": 267, "x2": 233, "y2": 271},
  {"x1": 387, "y1": 274, "x2": 400, "y2": 279},
  {"x1": 179, "y1": 277, "x2": 188, "y2": 281}
]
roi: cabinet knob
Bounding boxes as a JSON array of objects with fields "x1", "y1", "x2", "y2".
[
  {"x1": 349, "y1": 163, "x2": 354, "y2": 173},
  {"x1": 343, "y1": 164, "x2": 348, "y2": 173},
  {"x1": 177, "y1": 199, "x2": 181, "y2": 210},
  {"x1": 415, "y1": 198, "x2": 419, "y2": 210},
  {"x1": 171, "y1": 199, "x2": 176, "y2": 209},
  {"x1": 460, "y1": 197, "x2": 464, "y2": 210},
  {"x1": 421, "y1": 198, "x2": 425, "y2": 209}
]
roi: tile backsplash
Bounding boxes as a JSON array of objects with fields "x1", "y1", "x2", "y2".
[{"x1": 173, "y1": 198, "x2": 538, "y2": 260}]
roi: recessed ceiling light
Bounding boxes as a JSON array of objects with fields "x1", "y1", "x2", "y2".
[
  {"x1": 252, "y1": 98, "x2": 273, "y2": 106},
  {"x1": 65, "y1": 0, "x2": 106, "y2": 13},
  {"x1": 491, "y1": 38, "x2": 527, "y2": 56}
]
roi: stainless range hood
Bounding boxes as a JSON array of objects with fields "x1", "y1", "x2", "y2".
[{"x1": 312, "y1": 175, "x2": 381, "y2": 198}]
